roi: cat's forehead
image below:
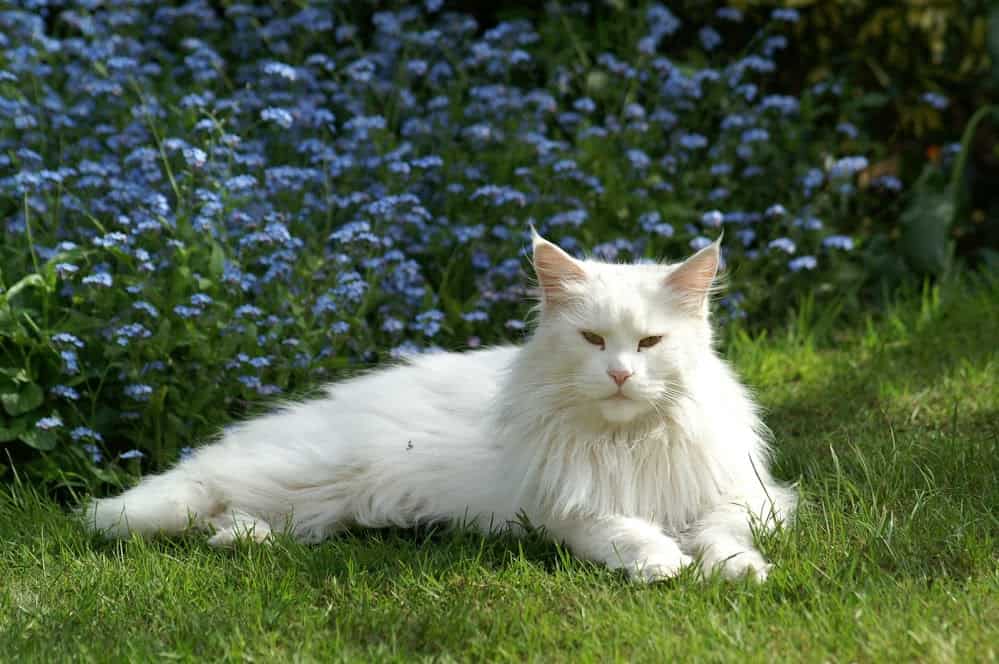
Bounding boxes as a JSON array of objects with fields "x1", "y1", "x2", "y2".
[{"x1": 577, "y1": 260, "x2": 682, "y2": 328}]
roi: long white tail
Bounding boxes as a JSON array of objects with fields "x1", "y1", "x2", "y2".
[{"x1": 85, "y1": 468, "x2": 221, "y2": 539}]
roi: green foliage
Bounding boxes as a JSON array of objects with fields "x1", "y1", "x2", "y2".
[{"x1": 900, "y1": 105, "x2": 999, "y2": 275}]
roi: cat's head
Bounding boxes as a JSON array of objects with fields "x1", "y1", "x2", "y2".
[{"x1": 528, "y1": 231, "x2": 721, "y2": 425}]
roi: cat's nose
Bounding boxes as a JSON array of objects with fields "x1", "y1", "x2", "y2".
[{"x1": 607, "y1": 368, "x2": 632, "y2": 386}]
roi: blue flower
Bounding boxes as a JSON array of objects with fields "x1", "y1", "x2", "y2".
[
  {"x1": 699, "y1": 27, "x2": 722, "y2": 51},
  {"x1": 390, "y1": 341, "x2": 424, "y2": 360},
  {"x1": 823, "y1": 235, "x2": 854, "y2": 250},
  {"x1": 82, "y1": 444, "x2": 103, "y2": 464},
  {"x1": 716, "y1": 7, "x2": 743, "y2": 21},
  {"x1": 124, "y1": 383, "x2": 153, "y2": 401},
  {"x1": 174, "y1": 305, "x2": 201, "y2": 319},
  {"x1": 36, "y1": 416, "x2": 63, "y2": 430},
  {"x1": 678, "y1": 133, "x2": 708, "y2": 150},
  {"x1": 133, "y1": 301, "x2": 159, "y2": 317},
  {"x1": 261, "y1": 107, "x2": 294, "y2": 129},
  {"x1": 182, "y1": 147, "x2": 207, "y2": 168},
  {"x1": 689, "y1": 236, "x2": 712, "y2": 251},
  {"x1": 470, "y1": 185, "x2": 527, "y2": 207},
  {"x1": 623, "y1": 103, "x2": 646, "y2": 120},
  {"x1": 549, "y1": 209, "x2": 588, "y2": 227},
  {"x1": 701, "y1": 210, "x2": 724, "y2": 227},
  {"x1": 759, "y1": 95, "x2": 799, "y2": 115},
  {"x1": 55, "y1": 263, "x2": 79, "y2": 277},
  {"x1": 313, "y1": 295, "x2": 337, "y2": 317},
  {"x1": 772, "y1": 8, "x2": 800, "y2": 22},
  {"x1": 802, "y1": 168, "x2": 824, "y2": 193},
  {"x1": 115, "y1": 323, "x2": 152, "y2": 346},
  {"x1": 413, "y1": 309, "x2": 445, "y2": 337},
  {"x1": 82, "y1": 271, "x2": 113, "y2": 287},
  {"x1": 626, "y1": 149, "x2": 651, "y2": 170},
  {"x1": 190, "y1": 293, "x2": 213, "y2": 307},
  {"x1": 836, "y1": 122, "x2": 859, "y2": 139},
  {"x1": 769, "y1": 238, "x2": 796, "y2": 254},
  {"x1": 736, "y1": 230, "x2": 756, "y2": 247},
  {"x1": 830, "y1": 156, "x2": 869, "y2": 178},
  {"x1": 60, "y1": 350, "x2": 80, "y2": 375},
  {"x1": 51, "y1": 385, "x2": 80, "y2": 400},
  {"x1": 789, "y1": 256, "x2": 818, "y2": 271},
  {"x1": 741, "y1": 128, "x2": 769, "y2": 144},
  {"x1": 921, "y1": 92, "x2": 949, "y2": 110},
  {"x1": 763, "y1": 36, "x2": 788, "y2": 57},
  {"x1": 53, "y1": 333, "x2": 85, "y2": 348},
  {"x1": 71, "y1": 426, "x2": 103, "y2": 442},
  {"x1": 461, "y1": 311, "x2": 489, "y2": 323},
  {"x1": 120, "y1": 449, "x2": 145, "y2": 460},
  {"x1": 873, "y1": 175, "x2": 903, "y2": 192},
  {"x1": 263, "y1": 61, "x2": 297, "y2": 81},
  {"x1": 381, "y1": 317, "x2": 406, "y2": 333}
]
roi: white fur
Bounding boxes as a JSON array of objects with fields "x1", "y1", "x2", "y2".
[{"x1": 86, "y1": 235, "x2": 796, "y2": 582}]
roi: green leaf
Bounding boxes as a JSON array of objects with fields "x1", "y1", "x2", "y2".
[
  {"x1": 0, "y1": 273, "x2": 46, "y2": 308},
  {"x1": 900, "y1": 189, "x2": 954, "y2": 276},
  {"x1": 1, "y1": 382, "x2": 44, "y2": 416},
  {"x1": 0, "y1": 366, "x2": 30, "y2": 381},
  {"x1": 19, "y1": 428, "x2": 58, "y2": 451},
  {"x1": 210, "y1": 242, "x2": 227, "y2": 279},
  {"x1": 0, "y1": 416, "x2": 29, "y2": 442}
]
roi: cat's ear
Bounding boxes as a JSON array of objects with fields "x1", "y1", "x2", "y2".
[
  {"x1": 532, "y1": 229, "x2": 586, "y2": 305},
  {"x1": 665, "y1": 237, "x2": 721, "y2": 314}
]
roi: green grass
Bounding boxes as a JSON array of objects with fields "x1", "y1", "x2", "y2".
[{"x1": 1, "y1": 275, "x2": 997, "y2": 662}]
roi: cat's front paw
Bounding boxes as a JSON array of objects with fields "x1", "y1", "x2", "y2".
[
  {"x1": 630, "y1": 552, "x2": 694, "y2": 583},
  {"x1": 711, "y1": 549, "x2": 771, "y2": 582}
]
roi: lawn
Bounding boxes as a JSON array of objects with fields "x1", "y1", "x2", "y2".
[{"x1": 1, "y1": 275, "x2": 995, "y2": 662}]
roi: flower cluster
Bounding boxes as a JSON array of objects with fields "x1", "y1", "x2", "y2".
[{"x1": 0, "y1": 2, "x2": 895, "y2": 476}]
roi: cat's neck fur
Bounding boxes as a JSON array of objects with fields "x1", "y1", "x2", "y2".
[{"x1": 494, "y1": 330, "x2": 724, "y2": 527}]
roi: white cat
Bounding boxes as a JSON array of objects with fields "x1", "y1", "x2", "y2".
[{"x1": 86, "y1": 231, "x2": 796, "y2": 582}]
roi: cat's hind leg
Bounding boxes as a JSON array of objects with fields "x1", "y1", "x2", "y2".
[{"x1": 206, "y1": 508, "x2": 273, "y2": 547}]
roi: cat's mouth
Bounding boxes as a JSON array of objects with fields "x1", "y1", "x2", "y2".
[{"x1": 605, "y1": 392, "x2": 631, "y2": 401}]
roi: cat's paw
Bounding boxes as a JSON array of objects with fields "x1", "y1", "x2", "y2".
[
  {"x1": 712, "y1": 549, "x2": 771, "y2": 582},
  {"x1": 206, "y1": 523, "x2": 273, "y2": 548},
  {"x1": 630, "y1": 552, "x2": 695, "y2": 583}
]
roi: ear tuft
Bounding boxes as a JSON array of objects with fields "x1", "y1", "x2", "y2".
[
  {"x1": 532, "y1": 231, "x2": 586, "y2": 304},
  {"x1": 665, "y1": 237, "x2": 721, "y2": 313}
]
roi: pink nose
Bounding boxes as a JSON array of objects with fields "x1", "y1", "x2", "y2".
[{"x1": 607, "y1": 369, "x2": 632, "y2": 386}]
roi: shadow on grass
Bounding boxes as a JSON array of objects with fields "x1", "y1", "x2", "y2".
[
  {"x1": 762, "y1": 280, "x2": 998, "y2": 476},
  {"x1": 750, "y1": 281, "x2": 999, "y2": 582}
]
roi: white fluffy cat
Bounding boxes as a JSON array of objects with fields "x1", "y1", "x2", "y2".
[{"x1": 86, "y1": 231, "x2": 796, "y2": 582}]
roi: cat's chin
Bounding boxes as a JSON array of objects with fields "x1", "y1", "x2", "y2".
[{"x1": 596, "y1": 397, "x2": 647, "y2": 424}]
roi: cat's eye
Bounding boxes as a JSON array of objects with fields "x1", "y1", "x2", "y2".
[
  {"x1": 638, "y1": 335, "x2": 663, "y2": 350},
  {"x1": 581, "y1": 331, "x2": 605, "y2": 349}
]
